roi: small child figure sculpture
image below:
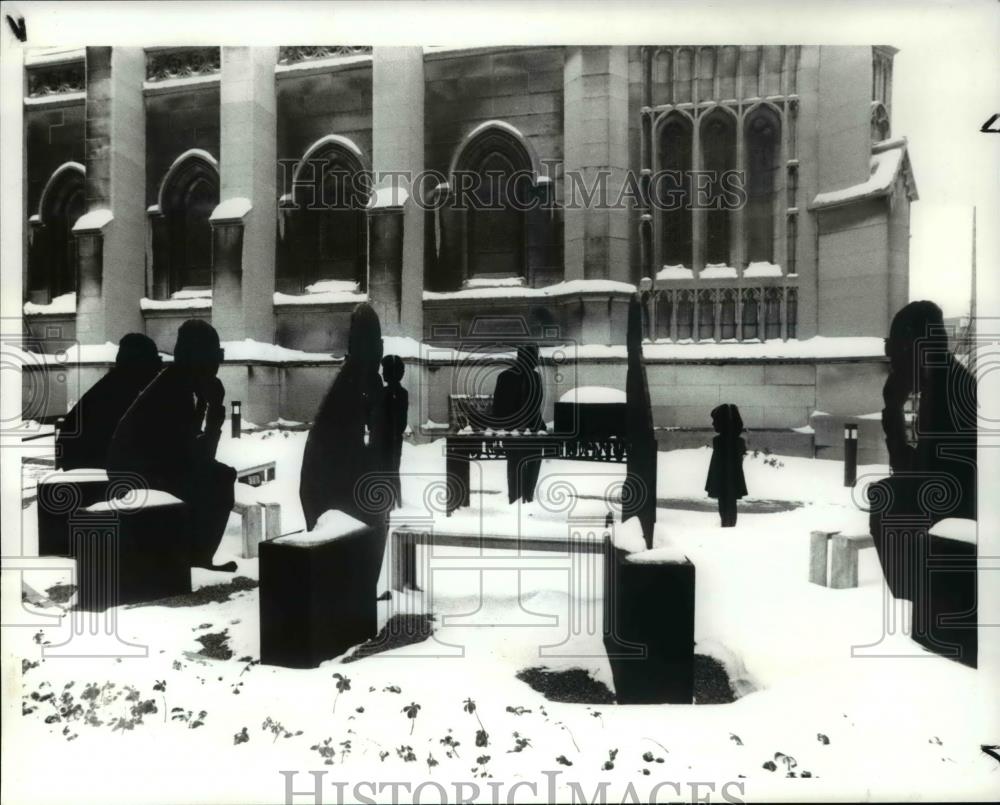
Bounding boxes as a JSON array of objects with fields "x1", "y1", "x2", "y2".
[
  {"x1": 705, "y1": 403, "x2": 748, "y2": 528},
  {"x1": 381, "y1": 355, "x2": 409, "y2": 510}
]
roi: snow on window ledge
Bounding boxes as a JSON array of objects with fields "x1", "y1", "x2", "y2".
[{"x1": 24, "y1": 292, "x2": 76, "y2": 316}]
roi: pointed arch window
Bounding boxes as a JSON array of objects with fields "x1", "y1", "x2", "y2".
[
  {"x1": 158, "y1": 154, "x2": 220, "y2": 293},
  {"x1": 657, "y1": 113, "x2": 693, "y2": 267},
  {"x1": 701, "y1": 109, "x2": 736, "y2": 266},
  {"x1": 453, "y1": 126, "x2": 534, "y2": 281},
  {"x1": 29, "y1": 163, "x2": 85, "y2": 302},
  {"x1": 745, "y1": 106, "x2": 781, "y2": 264}
]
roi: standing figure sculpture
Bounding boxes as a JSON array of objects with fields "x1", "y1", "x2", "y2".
[
  {"x1": 57, "y1": 333, "x2": 162, "y2": 471},
  {"x1": 622, "y1": 293, "x2": 658, "y2": 548},
  {"x1": 300, "y1": 303, "x2": 388, "y2": 531},
  {"x1": 381, "y1": 355, "x2": 409, "y2": 510},
  {"x1": 705, "y1": 404, "x2": 748, "y2": 528},
  {"x1": 492, "y1": 344, "x2": 545, "y2": 504},
  {"x1": 108, "y1": 320, "x2": 237, "y2": 572}
]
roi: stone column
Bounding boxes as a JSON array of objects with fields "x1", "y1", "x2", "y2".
[
  {"x1": 211, "y1": 46, "x2": 278, "y2": 344},
  {"x1": 369, "y1": 47, "x2": 425, "y2": 340},
  {"x1": 563, "y1": 47, "x2": 630, "y2": 282},
  {"x1": 75, "y1": 47, "x2": 145, "y2": 344}
]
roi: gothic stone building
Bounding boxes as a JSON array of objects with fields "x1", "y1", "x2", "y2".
[{"x1": 21, "y1": 46, "x2": 915, "y2": 461}]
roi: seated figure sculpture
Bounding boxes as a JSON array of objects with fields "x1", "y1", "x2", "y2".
[
  {"x1": 108, "y1": 319, "x2": 237, "y2": 573},
  {"x1": 57, "y1": 333, "x2": 162, "y2": 470},
  {"x1": 868, "y1": 300, "x2": 977, "y2": 665}
]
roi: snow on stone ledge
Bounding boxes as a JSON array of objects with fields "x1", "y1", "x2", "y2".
[
  {"x1": 929, "y1": 518, "x2": 976, "y2": 546},
  {"x1": 24, "y1": 292, "x2": 76, "y2": 316},
  {"x1": 367, "y1": 185, "x2": 409, "y2": 210},
  {"x1": 210, "y1": 197, "x2": 252, "y2": 222},
  {"x1": 558, "y1": 386, "x2": 627, "y2": 404},
  {"x1": 275, "y1": 509, "x2": 368, "y2": 547},
  {"x1": 141, "y1": 293, "x2": 213, "y2": 311},
  {"x1": 219, "y1": 339, "x2": 334, "y2": 362},
  {"x1": 699, "y1": 264, "x2": 738, "y2": 280},
  {"x1": 464, "y1": 276, "x2": 525, "y2": 289},
  {"x1": 39, "y1": 468, "x2": 109, "y2": 484},
  {"x1": 274, "y1": 279, "x2": 366, "y2": 307},
  {"x1": 72, "y1": 209, "x2": 113, "y2": 233},
  {"x1": 424, "y1": 278, "x2": 636, "y2": 301},
  {"x1": 86, "y1": 490, "x2": 184, "y2": 513},
  {"x1": 306, "y1": 279, "x2": 359, "y2": 295},
  {"x1": 743, "y1": 261, "x2": 783, "y2": 278},
  {"x1": 811, "y1": 139, "x2": 909, "y2": 209},
  {"x1": 657, "y1": 265, "x2": 694, "y2": 280}
]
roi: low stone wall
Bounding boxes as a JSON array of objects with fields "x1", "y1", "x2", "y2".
[{"x1": 19, "y1": 350, "x2": 888, "y2": 465}]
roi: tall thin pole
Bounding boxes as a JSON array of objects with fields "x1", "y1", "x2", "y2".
[{"x1": 968, "y1": 207, "x2": 977, "y2": 374}]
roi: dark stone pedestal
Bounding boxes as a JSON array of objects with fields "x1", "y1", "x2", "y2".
[
  {"x1": 604, "y1": 543, "x2": 695, "y2": 704},
  {"x1": 259, "y1": 519, "x2": 380, "y2": 668},
  {"x1": 912, "y1": 527, "x2": 977, "y2": 668},
  {"x1": 37, "y1": 470, "x2": 110, "y2": 556},
  {"x1": 72, "y1": 496, "x2": 192, "y2": 611}
]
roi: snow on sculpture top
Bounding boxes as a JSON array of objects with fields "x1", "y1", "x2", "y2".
[{"x1": 558, "y1": 386, "x2": 627, "y2": 405}]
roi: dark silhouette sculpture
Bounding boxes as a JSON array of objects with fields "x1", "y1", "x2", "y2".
[
  {"x1": 491, "y1": 344, "x2": 545, "y2": 504},
  {"x1": 381, "y1": 355, "x2": 409, "y2": 510},
  {"x1": 56, "y1": 334, "x2": 162, "y2": 470},
  {"x1": 108, "y1": 319, "x2": 237, "y2": 573},
  {"x1": 705, "y1": 403, "x2": 748, "y2": 527},
  {"x1": 869, "y1": 300, "x2": 978, "y2": 667},
  {"x1": 300, "y1": 303, "x2": 388, "y2": 531},
  {"x1": 622, "y1": 294, "x2": 658, "y2": 548}
]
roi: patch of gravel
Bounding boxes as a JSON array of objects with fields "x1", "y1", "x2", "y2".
[
  {"x1": 195, "y1": 629, "x2": 233, "y2": 660},
  {"x1": 692, "y1": 654, "x2": 737, "y2": 704},
  {"x1": 517, "y1": 654, "x2": 738, "y2": 705},
  {"x1": 44, "y1": 583, "x2": 77, "y2": 604},
  {"x1": 127, "y1": 576, "x2": 258, "y2": 608},
  {"x1": 343, "y1": 614, "x2": 435, "y2": 663},
  {"x1": 516, "y1": 667, "x2": 616, "y2": 705}
]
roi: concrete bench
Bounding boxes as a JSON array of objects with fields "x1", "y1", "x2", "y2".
[
  {"x1": 389, "y1": 526, "x2": 607, "y2": 591},
  {"x1": 809, "y1": 530, "x2": 875, "y2": 589},
  {"x1": 232, "y1": 485, "x2": 281, "y2": 559}
]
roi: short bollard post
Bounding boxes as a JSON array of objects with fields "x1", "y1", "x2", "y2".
[
  {"x1": 231, "y1": 400, "x2": 242, "y2": 439},
  {"x1": 843, "y1": 423, "x2": 858, "y2": 487}
]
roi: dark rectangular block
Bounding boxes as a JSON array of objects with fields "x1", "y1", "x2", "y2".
[
  {"x1": 604, "y1": 545, "x2": 695, "y2": 704},
  {"x1": 555, "y1": 400, "x2": 628, "y2": 440},
  {"x1": 260, "y1": 518, "x2": 382, "y2": 669},
  {"x1": 912, "y1": 524, "x2": 977, "y2": 668},
  {"x1": 73, "y1": 494, "x2": 192, "y2": 610},
  {"x1": 37, "y1": 470, "x2": 110, "y2": 556}
]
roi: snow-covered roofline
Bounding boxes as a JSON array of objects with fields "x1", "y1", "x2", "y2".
[{"x1": 810, "y1": 137, "x2": 917, "y2": 211}]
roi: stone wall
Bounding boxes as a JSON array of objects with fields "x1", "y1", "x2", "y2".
[
  {"x1": 145, "y1": 85, "x2": 220, "y2": 206},
  {"x1": 25, "y1": 99, "x2": 86, "y2": 215}
]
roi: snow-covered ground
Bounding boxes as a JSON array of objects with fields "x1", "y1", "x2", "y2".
[{"x1": 7, "y1": 431, "x2": 997, "y2": 803}]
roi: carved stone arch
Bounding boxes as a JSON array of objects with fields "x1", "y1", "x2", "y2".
[
  {"x1": 283, "y1": 135, "x2": 370, "y2": 292},
  {"x1": 155, "y1": 150, "x2": 220, "y2": 294},
  {"x1": 871, "y1": 102, "x2": 891, "y2": 142},
  {"x1": 29, "y1": 162, "x2": 86, "y2": 301},
  {"x1": 445, "y1": 121, "x2": 541, "y2": 286}
]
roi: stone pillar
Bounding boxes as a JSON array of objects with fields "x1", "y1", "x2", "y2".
[
  {"x1": 369, "y1": 47, "x2": 425, "y2": 340},
  {"x1": 563, "y1": 47, "x2": 630, "y2": 282},
  {"x1": 211, "y1": 46, "x2": 278, "y2": 344},
  {"x1": 75, "y1": 47, "x2": 145, "y2": 344}
]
